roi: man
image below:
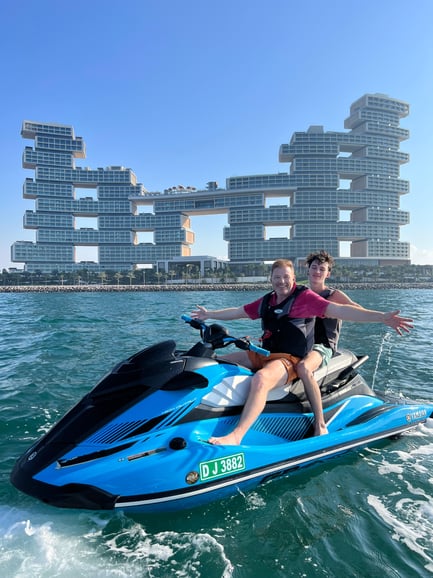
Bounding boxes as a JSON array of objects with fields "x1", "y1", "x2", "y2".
[
  {"x1": 296, "y1": 251, "x2": 364, "y2": 436},
  {"x1": 191, "y1": 259, "x2": 412, "y2": 446}
]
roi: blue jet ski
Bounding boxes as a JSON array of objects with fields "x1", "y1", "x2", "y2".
[{"x1": 10, "y1": 315, "x2": 433, "y2": 513}]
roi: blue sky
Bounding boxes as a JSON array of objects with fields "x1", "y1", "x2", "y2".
[{"x1": 1, "y1": 0, "x2": 433, "y2": 268}]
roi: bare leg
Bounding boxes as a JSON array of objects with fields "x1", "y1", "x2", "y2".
[
  {"x1": 296, "y1": 352, "x2": 328, "y2": 436},
  {"x1": 209, "y1": 359, "x2": 293, "y2": 445}
]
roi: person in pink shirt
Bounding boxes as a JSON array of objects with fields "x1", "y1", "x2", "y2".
[{"x1": 191, "y1": 259, "x2": 412, "y2": 446}]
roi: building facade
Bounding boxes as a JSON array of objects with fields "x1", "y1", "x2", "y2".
[{"x1": 12, "y1": 93, "x2": 410, "y2": 273}]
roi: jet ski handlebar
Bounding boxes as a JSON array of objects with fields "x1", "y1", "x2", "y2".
[{"x1": 181, "y1": 315, "x2": 270, "y2": 357}]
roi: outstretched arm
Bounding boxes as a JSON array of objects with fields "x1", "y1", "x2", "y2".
[
  {"x1": 191, "y1": 304, "x2": 248, "y2": 322},
  {"x1": 324, "y1": 302, "x2": 413, "y2": 336}
]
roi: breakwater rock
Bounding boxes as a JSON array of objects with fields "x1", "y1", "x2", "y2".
[
  {"x1": 0, "y1": 284, "x2": 268, "y2": 293},
  {"x1": 1, "y1": 282, "x2": 433, "y2": 293}
]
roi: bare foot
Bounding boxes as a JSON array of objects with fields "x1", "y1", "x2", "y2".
[
  {"x1": 208, "y1": 431, "x2": 242, "y2": 445},
  {"x1": 314, "y1": 423, "x2": 328, "y2": 436}
]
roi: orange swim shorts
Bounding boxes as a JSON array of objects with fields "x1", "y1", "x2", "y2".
[{"x1": 247, "y1": 351, "x2": 300, "y2": 384}]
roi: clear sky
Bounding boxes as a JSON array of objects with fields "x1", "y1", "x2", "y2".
[{"x1": 1, "y1": 0, "x2": 433, "y2": 268}]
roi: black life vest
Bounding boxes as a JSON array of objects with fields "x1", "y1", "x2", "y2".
[
  {"x1": 314, "y1": 288, "x2": 341, "y2": 351},
  {"x1": 258, "y1": 286, "x2": 315, "y2": 358}
]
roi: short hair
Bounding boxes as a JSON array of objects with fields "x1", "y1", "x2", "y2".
[
  {"x1": 271, "y1": 259, "x2": 294, "y2": 273},
  {"x1": 305, "y1": 250, "x2": 335, "y2": 271}
]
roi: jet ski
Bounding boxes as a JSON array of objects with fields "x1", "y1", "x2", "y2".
[{"x1": 10, "y1": 315, "x2": 433, "y2": 513}]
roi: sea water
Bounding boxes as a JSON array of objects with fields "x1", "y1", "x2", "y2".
[{"x1": 1, "y1": 289, "x2": 432, "y2": 577}]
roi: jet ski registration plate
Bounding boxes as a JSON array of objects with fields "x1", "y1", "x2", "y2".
[{"x1": 199, "y1": 453, "x2": 245, "y2": 481}]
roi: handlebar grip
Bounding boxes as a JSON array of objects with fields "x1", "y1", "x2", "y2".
[
  {"x1": 182, "y1": 315, "x2": 269, "y2": 356},
  {"x1": 182, "y1": 314, "x2": 206, "y2": 331},
  {"x1": 249, "y1": 342, "x2": 270, "y2": 357}
]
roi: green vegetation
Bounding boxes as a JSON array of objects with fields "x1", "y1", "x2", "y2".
[{"x1": 1, "y1": 263, "x2": 433, "y2": 287}]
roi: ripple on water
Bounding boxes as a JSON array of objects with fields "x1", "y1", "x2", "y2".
[
  {"x1": 1, "y1": 289, "x2": 433, "y2": 578},
  {"x1": 0, "y1": 507, "x2": 234, "y2": 578}
]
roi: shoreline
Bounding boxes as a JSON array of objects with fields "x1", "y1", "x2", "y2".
[{"x1": 1, "y1": 282, "x2": 433, "y2": 293}]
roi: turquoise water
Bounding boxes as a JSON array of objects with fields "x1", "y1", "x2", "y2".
[{"x1": 1, "y1": 290, "x2": 432, "y2": 578}]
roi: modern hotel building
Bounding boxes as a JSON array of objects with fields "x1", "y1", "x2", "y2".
[{"x1": 11, "y1": 93, "x2": 410, "y2": 273}]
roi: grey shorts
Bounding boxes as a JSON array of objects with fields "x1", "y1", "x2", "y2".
[{"x1": 313, "y1": 344, "x2": 333, "y2": 368}]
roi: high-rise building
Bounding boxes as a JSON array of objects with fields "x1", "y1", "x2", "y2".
[{"x1": 12, "y1": 93, "x2": 410, "y2": 273}]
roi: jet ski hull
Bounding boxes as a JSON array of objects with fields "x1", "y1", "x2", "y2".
[{"x1": 10, "y1": 323, "x2": 433, "y2": 513}]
